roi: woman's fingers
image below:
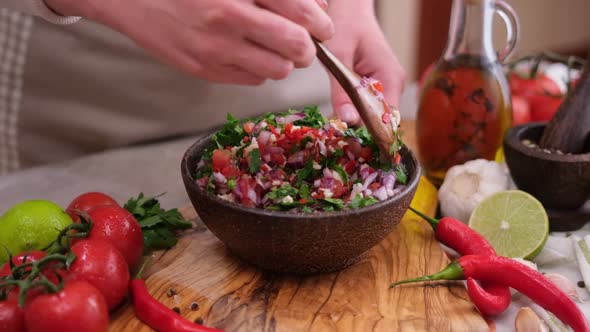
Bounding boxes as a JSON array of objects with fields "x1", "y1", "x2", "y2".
[
  {"x1": 239, "y1": 5, "x2": 317, "y2": 68},
  {"x1": 229, "y1": 41, "x2": 295, "y2": 80},
  {"x1": 254, "y1": 0, "x2": 334, "y2": 41}
]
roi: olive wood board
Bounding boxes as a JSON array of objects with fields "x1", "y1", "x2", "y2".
[{"x1": 109, "y1": 201, "x2": 488, "y2": 331}]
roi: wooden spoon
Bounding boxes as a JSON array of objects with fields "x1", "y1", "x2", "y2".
[
  {"x1": 313, "y1": 39, "x2": 400, "y2": 158},
  {"x1": 539, "y1": 52, "x2": 590, "y2": 153}
]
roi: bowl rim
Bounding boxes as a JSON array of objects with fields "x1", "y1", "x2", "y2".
[
  {"x1": 504, "y1": 122, "x2": 590, "y2": 163},
  {"x1": 181, "y1": 132, "x2": 421, "y2": 220}
]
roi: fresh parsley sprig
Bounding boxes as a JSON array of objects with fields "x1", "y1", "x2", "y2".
[{"x1": 124, "y1": 193, "x2": 193, "y2": 252}]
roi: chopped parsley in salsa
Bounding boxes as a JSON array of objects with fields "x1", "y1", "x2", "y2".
[{"x1": 195, "y1": 106, "x2": 407, "y2": 212}]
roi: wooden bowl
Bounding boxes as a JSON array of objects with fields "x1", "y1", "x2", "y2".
[
  {"x1": 181, "y1": 134, "x2": 420, "y2": 275},
  {"x1": 503, "y1": 123, "x2": 590, "y2": 228}
]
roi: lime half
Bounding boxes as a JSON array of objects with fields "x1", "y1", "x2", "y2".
[{"x1": 468, "y1": 190, "x2": 549, "y2": 259}]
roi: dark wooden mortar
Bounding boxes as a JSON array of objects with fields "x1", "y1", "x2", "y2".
[
  {"x1": 181, "y1": 134, "x2": 420, "y2": 275},
  {"x1": 504, "y1": 123, "x2": 590, "y2": 231}
]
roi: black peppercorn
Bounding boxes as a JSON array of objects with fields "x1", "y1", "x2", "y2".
[{"x1": 190, "y1": 302, "x2": 200, "y2": 311}]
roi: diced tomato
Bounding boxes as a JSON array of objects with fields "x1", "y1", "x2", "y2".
[
  {"x1": 299, "y1": 199, "x2": 308, "y2": 204},
  {"x1": 221, "y1": 165, "x2": 241, "y2": 179},
  {"x1": 212, "y1": 149, "x2": 232, "y2": 172},
  {"x1": 270, "y1": 153, "x2": 286, "y2": 165},
  {"x1": 369, "y1": 182, "x2": 381, "y2": 191},
  {"x1": 242, "y1": 136, "x2": 250, "y2": 143},
  {"x1": 372, "y1": 81, "x2": 384, "y2": 93},
  {"x1": 311, "y1": 192, "x2": 323, "y2": 199},
  {"x1": 332, "y1": 180, "x2": 348, "y2": 198},
  {"x1": 394, "y1": 153, "x2": 401, "y2": 164},
  {"x1": 360, "y1": 147, "x2": 372, "y2": 160},
  {"x1": 268, "y1": 124, "x2": 280, "y2": 136},
  {"x1": 284, "y1": 123, "x2": 293, "y2": 133},
  {"x1": 344, "y1": 160, "x2": 357, "y2": 174},
  {"x1": 243, "y1": 121, "x2": 255, "y2": 134}
]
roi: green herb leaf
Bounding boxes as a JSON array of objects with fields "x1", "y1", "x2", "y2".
[
  {"x1": 320, "y1": 198, "x2": 345, "y2": 210},
  {"x1": 301, "y1": 206, "x2": 314, "y2": 213},
  {"x1": 266, "y1": 183, "x2": 298, "y2": 201},
  {"x1": 332, "y1": 149, "x2": 344, "y2": 158},
  {"x1": 142, "y1": 228, "x2": 178, "y2": 251},
  {"x1": 227, "y1": 179, "x2": 237, "y2": 190},
  {"x1": 348, "y1": 195, "x2": 379, "y2": 209},
  {"x1": 248, "y1": 148, "x2": 262, "y2": 173},
  {"x1": 394, "y1": 164, "x2": 408, "y2": 184},
  {"x1": 334, "y1": 164, "x2": 349, "y2": 185},
  {"x1": 299, "y1": 183, "x2": 311, "y2": 199},
  {"x1": 292, "y1": 106, "x2": 325, "y2": 128},
  {"x1": 124, "y1": 193, "x2": 193, "y2": 251},
  {"x1": 211, "y1": 113, "x2": 245, "y2": 149},
  {"x1": 296, "y1": 160, "x2": 314, "y2": 185}
]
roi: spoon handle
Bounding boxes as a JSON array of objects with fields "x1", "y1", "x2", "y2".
[{"x1": 313, "y1": 38, "x2": 361, "y2": 90}]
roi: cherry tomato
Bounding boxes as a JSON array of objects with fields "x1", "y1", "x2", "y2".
[
  {"x1": 511, "y1": 95, "x2": 531, "y2": 126},
  {"x1": 528, "y1": 94, "x2": 564, "y2": 122},
  {"x1": 82, "y1": 205, "x2": 144, "y2": 270},
  {"x1": 0, "y1": 251, "x2": 46, "y2": 277},
  {"x1": 211, "y1": 149, "x2": 232, "y2": 172},
  {"x1": 66, "y1": 192, "x2": 119, "y2": 221},
  {"x1": 24, "y1": 280, "x2": 109, "y2": 332},
  {"x1": 67, "y1": 240, "x2": 130, "y2": 310},
  {"x1": 508, "y1": 72, "x2": 561, "y2": 98},
  {"x1": 0, "y1": 297, "x2": 24, "y2": 332}
]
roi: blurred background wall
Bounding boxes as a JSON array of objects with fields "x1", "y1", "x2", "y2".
[{"x1": 376, "y1": 0, "x2": 590, "y2": 81}]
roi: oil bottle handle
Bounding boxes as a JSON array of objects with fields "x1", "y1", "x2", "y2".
[{"x1": 494, "y1": 0, "x2": 520, "y2": 62}]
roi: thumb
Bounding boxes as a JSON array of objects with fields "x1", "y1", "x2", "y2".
[{"x1": 329, "y1": 76, "x2": 362, "y2": 126}]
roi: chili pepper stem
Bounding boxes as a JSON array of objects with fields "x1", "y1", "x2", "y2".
[
  {"x1": 408, "y1": 206, "x2": 439, "y2": 229},
  {"x1": 390, "y1": 260, "x2": 464, "y2": 288}
]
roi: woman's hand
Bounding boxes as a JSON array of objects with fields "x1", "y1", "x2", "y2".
[
  {"x1": 44, "y1": 0, "x2": 334, "y2": 85},
  {"x1": 324, "y1": 0, "x2": 406, "y2": 125}
]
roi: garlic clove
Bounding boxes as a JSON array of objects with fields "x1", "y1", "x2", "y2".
[
  {"x1": 543, "y1": 273, "x2": 580, "y2": 302},
  {"x1": 515, "y1": 307, "x2": 549, "y2": 332}
]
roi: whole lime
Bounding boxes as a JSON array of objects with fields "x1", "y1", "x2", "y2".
[{"x1": 0, "y1": 200, "x2": 73, "y2": 263}]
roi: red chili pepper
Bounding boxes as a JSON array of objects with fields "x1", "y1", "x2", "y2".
[
  {"x1": 391, "y1": 255, "x2": 590, "y2": 332},
  {"x1": 408, "y1": 207, "x2": 511, "y2": 315},
  {"x1": 130, "y1": 263, "x2": 223, "y2": 332}
]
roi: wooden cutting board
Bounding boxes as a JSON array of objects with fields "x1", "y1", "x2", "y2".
[
  {"x1": 109, "y1": 202, "x2": 488, "y2": 331},
  {"x1": 109, "y1": 121, "x2": 488, "y2": 331}
]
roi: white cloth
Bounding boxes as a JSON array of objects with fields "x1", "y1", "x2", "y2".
[{"x1": 1, "y1": 0, "x2": 80, "y2": 24}]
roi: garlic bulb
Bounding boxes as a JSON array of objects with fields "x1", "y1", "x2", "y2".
[{"x1": 439, "y1": 159, "x2": 512, "y2": 222}]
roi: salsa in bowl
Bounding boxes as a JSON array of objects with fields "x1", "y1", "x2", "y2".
[
  {"x1": 181, "y1": 107, "x2": 420, "y2": 274},
  {"x1": 195, "y1": 106, "x2": 408, "y2": 213}
]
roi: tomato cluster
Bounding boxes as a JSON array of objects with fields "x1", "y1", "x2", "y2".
[
  {"x1": 507, "y1": 72, "x2": 566, "y2": 125},
  {"x1": 0, "y1": 192, "x2": 143, "y2": 332}
]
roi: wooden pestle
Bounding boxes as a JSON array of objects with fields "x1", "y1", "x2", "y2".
[{"x1": 539, "y1": 53, "x2": 590, "y2": 153}]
